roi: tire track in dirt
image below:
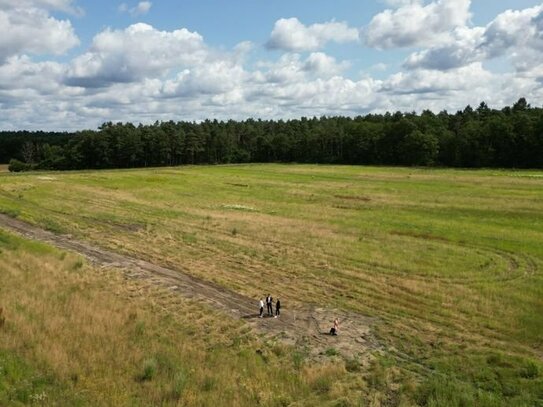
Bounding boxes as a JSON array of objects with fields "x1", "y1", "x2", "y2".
[{"x1": 0, "y1": 213, "x2": 379, "y2": 361}]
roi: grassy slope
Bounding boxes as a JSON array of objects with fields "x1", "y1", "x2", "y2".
[
  {"x1": 0, "y1": 230, "x2": 370, "y2": 406},
  {"x1": 0, "y1": 164, "x2": 542, "y2": 405}
]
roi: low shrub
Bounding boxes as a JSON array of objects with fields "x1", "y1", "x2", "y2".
[
  {"x1": 8, "y1": 159, "x2": 32, "y2": 172},
  {"x1": 345, "y1": 358, "x2": 361, "y2": 372},
  {"x1": 519, "y1": 362, "x2": 539, "y2": 379},
  {"x1": 168, "y1": 371, "x2": 188, "y2": 400},
  {"x1": 0, "y1": 208, "x2": 20, "y2": 218},
  {"x1": 138, "y1": 358, "x2": 158, "y2": 382}
]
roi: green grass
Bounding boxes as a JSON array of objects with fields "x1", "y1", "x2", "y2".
[
  {"x1": 1, "y1": 164, "x2": 542, "y2": 405},
  {"x1": 0, "y1": 351, "x2": 84, "y2": 406},
  {"x1": 0, "y1": 229, "x2": 370, "y2": 406}
]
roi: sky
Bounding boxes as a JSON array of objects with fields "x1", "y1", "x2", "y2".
[{"x1": 1, "y1": 0, "x2": 543, "y2": 131}]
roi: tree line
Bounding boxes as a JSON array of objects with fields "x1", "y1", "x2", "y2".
[{"x1": 3, "y1": 98, "x2": 543, "y2": 171}]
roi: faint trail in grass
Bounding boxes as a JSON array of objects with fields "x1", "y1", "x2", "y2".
[{"x1": 0, "y1": 213, "x2": 380, "y2": 361}]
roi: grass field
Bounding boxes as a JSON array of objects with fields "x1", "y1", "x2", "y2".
[
  {"x1": 0, "y1": 230, "x2": 365, "y2": 406},
  {"x1": 1, "y1": 164, "x2": 542, "y2": 406}
]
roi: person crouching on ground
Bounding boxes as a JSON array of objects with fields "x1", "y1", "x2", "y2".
[{"x1": 330, "y1": 318, "x2": 339, "y2": 335}]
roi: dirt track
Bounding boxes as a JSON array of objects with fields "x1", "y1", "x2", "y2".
[{"x1": 0, "y1": 213, "x2": 379, "y2": 361}]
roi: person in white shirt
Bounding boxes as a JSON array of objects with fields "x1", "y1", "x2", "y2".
[{"x1": 259, "y1": 298, "x2": 264, "y2": 318}]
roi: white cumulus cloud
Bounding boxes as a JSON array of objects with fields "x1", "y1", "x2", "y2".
[
  {"x1": 364, "y1": 0, "x2": 472, "y2": 49},
  {"x1": 303, "y1": 52, "x2": 350, "y2": 77},
  {"x1": 0, "y1": 5, "x2": 79, "y2": 62},
  {"x1": 404, "y1": 4, "x2": 543, "y2": 73},
  {"x1": 162, "y1": 60, "x2": 247, "y2": 98},
  {"x1": 65, "y1": 23, "x2": 207, "y2": 88},
  {"x1": 267, "y1": 17, "x2": 359, "y2": 52}
]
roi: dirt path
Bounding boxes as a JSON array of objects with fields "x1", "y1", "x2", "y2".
[{"x1": 0, "y1": 213, "x2": 379, "y2": 361}]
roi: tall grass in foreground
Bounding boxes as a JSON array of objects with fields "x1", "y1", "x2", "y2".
[{"x1": 0, "y1": 230, "x2": 410, "y2": 406}]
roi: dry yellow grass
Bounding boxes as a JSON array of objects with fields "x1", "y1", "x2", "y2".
[{"x1": 0, "y1": 230, "x2": 385, "y2": 406}]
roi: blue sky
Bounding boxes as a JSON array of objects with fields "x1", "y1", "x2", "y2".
[{"x1": 1, "y1": 0, "x2": 543, "y2": 130}]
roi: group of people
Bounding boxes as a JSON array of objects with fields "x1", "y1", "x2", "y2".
[
  {"x1": 257, "y1": 295, "x2": 340, "y2": 336},
  {"x1": 259, "y1": 294, "x2": 280, "y2": 318}
]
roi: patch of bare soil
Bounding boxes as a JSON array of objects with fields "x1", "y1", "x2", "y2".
[
  {"x1": 0, "y1": 213, "x2": 380, "y2": 361},
  {"x1": 334, "y1": 195, "x2": 371, "y2": 202}
]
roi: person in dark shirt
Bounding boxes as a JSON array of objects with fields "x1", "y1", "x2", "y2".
[
  {"x1": 266, "y1": 294, "x2": 273, "y2": 316},
  {"x1": 275, "y1": 298, "x2": 281, "y2": 317}
]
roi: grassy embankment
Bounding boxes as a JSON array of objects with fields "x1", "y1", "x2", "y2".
[
  {"x1": 0, "y1": 230, "x2": 368, "y2": 406},
  {"x1": 0, "y1": 164, "x2": 542, "y2": 406}
]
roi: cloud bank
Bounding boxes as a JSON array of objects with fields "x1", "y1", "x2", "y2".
[{"x1": 0, "y1": 0, "x2": 542, "y2": 130}]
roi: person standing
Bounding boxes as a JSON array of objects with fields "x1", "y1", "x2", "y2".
[
  {"x1": 266, "y1": 294, "x2": 273, "y2": 316},
  {"x1": 259, "y1": 298, "x2": 264, "y2": 318},
  {"x1": 275, "y1": 298, "x2": 281, "y2": 318}
]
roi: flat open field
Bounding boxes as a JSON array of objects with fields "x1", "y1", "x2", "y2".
[{"x1": 1, "y1": 164, "x2": 542, "y2": 406}]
